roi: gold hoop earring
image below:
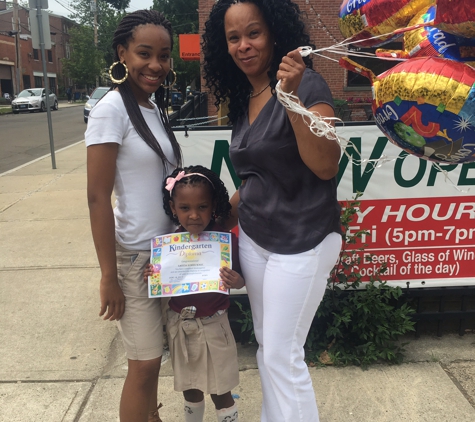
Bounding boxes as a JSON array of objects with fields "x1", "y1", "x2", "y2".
[
  {"x1": 161, "y1": 69, "x2": 177, "y2": 89},
  {"x1": 109, "y1": 61, "x2": 128, "y2": 84}
]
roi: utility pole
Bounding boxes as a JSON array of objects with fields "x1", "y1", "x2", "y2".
[
  {"x1": 12, "y1": 0, "x2": 23, "y2": 94},
  {"x1": 92, "y1": 0, "x2": 99, "y2": 87}
]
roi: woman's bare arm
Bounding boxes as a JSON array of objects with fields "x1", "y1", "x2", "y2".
[
  {"x1": 87, "y1": 143, "x2": 125, "y2": 321},
  {"x1": 277, "y1": 49, "x2": 341, "y2": 180}
]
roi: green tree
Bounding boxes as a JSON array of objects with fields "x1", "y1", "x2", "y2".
[
  {"x1": 152, "y1": 0, "x2": 198, "y2": 34},
  {"x1": 62, "y1": 25, "x2": 105, "y2": 88},
  {"x1": 67, "y1": 0, "x2": 126, "y2": 74},
  {"x1": 106, "y1": 0, "x2": 129, "y2": 10},
  {"x1": 98, "y1": 10, "x2": 126, "y2": 66}
]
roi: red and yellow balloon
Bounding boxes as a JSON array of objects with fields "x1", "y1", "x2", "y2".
[
  {"x1": 433, "y1": 0, "x2": 475, "y2": 38},
  {"x1": 339, "y1": 0, "x2": 475, "y2": 46},
  {"x1": 376, "y1": 4, "x2": 475, "y2": 64},
  {"x1": 338, "y1": 0, "x2": 433, "y2": 47}
]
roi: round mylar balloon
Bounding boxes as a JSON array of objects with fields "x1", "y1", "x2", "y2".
[
  {"x1": 340, "y1": 56, "x2": 475, "y2": 164},
  {"x1": 376, "y1": 4, "x2": 475, "y2": 65},
  {"x1": 433, "y1": 0, "x2": 475, "y2": 38},
  {"x1": 338, "y1": 0, "x2": 432, "y2": 47}
]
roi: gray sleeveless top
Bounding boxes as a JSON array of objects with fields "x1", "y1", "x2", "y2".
[{"x1": 229, "y1": 68, "x2": 342, "y2": 254}]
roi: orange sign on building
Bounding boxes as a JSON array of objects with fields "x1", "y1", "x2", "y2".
[{"x1": 179, "y1": 34, "x2": 200, "y2": 61}]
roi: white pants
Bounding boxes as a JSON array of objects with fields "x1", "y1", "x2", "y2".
[{"x1": 238, "y1": 227, "x2": 342, "y2": 422}]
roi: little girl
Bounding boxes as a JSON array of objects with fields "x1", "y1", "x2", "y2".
[{"x1": 144, "y1": 165, "x2": 244, "y2": 422}]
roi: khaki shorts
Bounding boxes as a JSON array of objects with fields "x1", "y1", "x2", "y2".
[
  {"x1": 116, "y1": 243, "x2": 163, "y2": 360},
  {"x1": 166, "y1": 308, "x2": 239, "y2": 395}
]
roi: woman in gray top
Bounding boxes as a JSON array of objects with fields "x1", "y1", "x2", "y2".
[{"x1": 203, "y1": 1, "x2": 342, "y2": 421}]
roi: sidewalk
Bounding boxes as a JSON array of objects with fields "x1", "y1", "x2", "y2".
[{"x1": 1, "y1": 142, "x2": 475, "y2": 421}]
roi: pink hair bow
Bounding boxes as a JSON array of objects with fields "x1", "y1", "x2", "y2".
[{"x1": 165, "y1": 171, "x2": 186, "y2": 192}]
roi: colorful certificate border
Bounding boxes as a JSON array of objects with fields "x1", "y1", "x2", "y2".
[{"x1": 148, "y1": 231, "x2": 231, "y2": 298}]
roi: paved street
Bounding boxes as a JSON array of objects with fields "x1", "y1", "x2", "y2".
[{"x1": 0, "y1": 102, "x2": 85, "y2": 173}]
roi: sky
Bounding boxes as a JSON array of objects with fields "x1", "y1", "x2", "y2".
[{"x1": 47, "y1": 0, "x2": 155, "y2": 18}]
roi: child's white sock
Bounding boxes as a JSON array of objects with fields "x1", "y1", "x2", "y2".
[
  {"x1": 216, "y1": 403, "x2": 238, "y2": 422},
  {"x1": 184, "y1": 399, "x2": 205, "y2": 422}
]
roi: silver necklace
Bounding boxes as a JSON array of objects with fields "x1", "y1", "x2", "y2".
[{"x1": 250, "y1": 82, "x2": 270, "y2": 98}]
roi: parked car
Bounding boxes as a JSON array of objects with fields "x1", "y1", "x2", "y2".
[
  {"x1": 84, "y1": 87, "x2": 110, "y2": 123},
  {"x1": 11, "y1": 88, "x2": 58, "y2": 114}
]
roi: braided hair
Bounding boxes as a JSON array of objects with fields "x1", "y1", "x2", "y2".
[
  {"x1": 202, "y1": 0, "x2": 315, "y2": 124},
  {"x1": 162, "y1": 165, "x2": 232, "y2": 227},
  {"x1": 111, "y1": 9, "x2": 182, "y2": 170}
]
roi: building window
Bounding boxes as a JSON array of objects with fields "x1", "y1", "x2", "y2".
[
  {"x1": 65, "y1": 43, "x2": 70, "y2": 59},
  {"x1": 47, "y1": 50, "x2": 52, "y2": 62},
  {"x1": 34, "y1": 76, "x2": 43, "y2": 87},
  {"x1": 49, "y1": 78, "x2": 56, "y2": 93},
  {"x1": 23, "y1": 75, "x2": 31, "y2": 89},
  {"x1": 33, "y1": 49, "x2": 39, "y2": 60},
  {"x1": 346, "y1": 42, "x2": 403, "y2": 88}
]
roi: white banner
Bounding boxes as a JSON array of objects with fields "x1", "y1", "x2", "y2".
[{"x1": 177, "y1": 124, "x2": 475, "y2": 288}]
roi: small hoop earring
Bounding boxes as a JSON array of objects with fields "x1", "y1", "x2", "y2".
[
  {"x1": 109, "y1": 61, "x2": 128, "y2": 84},
  {"x1": 172, "y1": 213, "x2": 177, "y2": 219},
  {"x1": 161, "y1": 69, "x2": 177, "y2": 89}
]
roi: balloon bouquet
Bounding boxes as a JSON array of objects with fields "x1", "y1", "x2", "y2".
[{"x1": 338, "y1": 0, "x2": 475, "y2": 164}]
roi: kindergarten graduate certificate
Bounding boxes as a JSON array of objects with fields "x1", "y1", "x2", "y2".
[{"x1": 148, "y1": 231, "x2": 231, "y2": 298}]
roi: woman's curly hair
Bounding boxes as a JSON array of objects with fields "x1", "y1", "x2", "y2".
[
  {"x1": 162, "y1": 165, "x2": 232, "y2": 227},
  {"x1": 202, "y1": 0, "x2": 315, "y2": 124}
]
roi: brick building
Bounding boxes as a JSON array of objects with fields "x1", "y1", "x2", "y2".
[
  {"x1": 0, "y1": 0, "x2": 74, "y2": 97},
  {"x1": 198, "y1": 0, "x2": 395, "y2": 121}
]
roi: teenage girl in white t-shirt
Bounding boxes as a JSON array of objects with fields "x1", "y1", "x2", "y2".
[{"x1": 85, "y1": 10, "x2": 182, "y2": 422}]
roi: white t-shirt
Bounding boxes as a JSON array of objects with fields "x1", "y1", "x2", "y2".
[{"x1": 85, "y1": 90, "x2": 175, "y2": 250}]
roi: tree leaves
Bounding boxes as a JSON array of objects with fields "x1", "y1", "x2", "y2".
[{"x1": 61, "y1": 25, "x2": 105, "y2": 86}]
